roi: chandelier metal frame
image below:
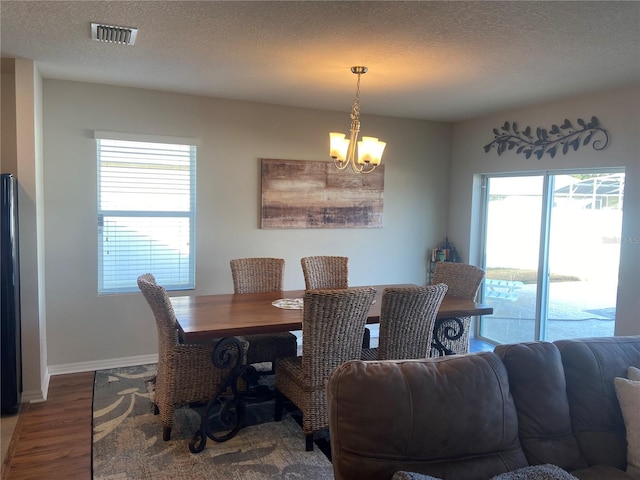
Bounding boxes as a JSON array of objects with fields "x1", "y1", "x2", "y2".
[{"x1": 330, "y1": 66, "x2": 385, "y2": 174}]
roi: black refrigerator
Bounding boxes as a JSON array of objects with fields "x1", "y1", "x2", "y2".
[{"x1": 1, "y1": 173, "x2": 22, "y2": 415}]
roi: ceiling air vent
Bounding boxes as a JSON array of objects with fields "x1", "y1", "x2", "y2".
[{"x1": 91, "y1": 23, "x2": 138, "y2": 45}]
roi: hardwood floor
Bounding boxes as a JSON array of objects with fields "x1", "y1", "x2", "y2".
[{"x1": 2, "y1": 372, "x2": 94, "y2": 480}]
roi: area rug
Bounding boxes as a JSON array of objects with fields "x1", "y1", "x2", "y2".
[{"x1": 92, "y1": 364, "x2": 334, "y2": 479}]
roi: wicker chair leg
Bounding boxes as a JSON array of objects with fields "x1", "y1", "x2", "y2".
[
  {"x1": 159, "y1": 403, "x2": 175, "y2": 441},
  {"x1": 274, "y1": 389, "x2": 284, "y2": 421},
  {"x1": 305, "y1": 433, "x2": 314, "y2": 451}
]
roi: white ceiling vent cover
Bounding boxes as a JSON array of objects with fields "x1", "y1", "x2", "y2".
[{"x1": 91, "y1": 23, "x2": 138, "y2": 45}]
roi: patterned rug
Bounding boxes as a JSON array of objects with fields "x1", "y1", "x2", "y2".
[{"x1": 92, "y1": 364, "x2": 334, "y2": 479}]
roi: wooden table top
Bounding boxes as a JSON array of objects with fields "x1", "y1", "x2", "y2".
[{"x1": 172, "y1": 285, "x2": 493, "y2": 343}]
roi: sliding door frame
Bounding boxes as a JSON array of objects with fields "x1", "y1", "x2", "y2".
[{"x1": 475, "y1": 167, "x2": 624, "y2": 344}]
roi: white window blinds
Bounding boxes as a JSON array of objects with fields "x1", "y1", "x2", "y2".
[{"x1": 97, "y1": 136, "x2": 196, "y2": 293}]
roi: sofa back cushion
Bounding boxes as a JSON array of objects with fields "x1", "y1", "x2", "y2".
[
  {"x1": 554, "y1": 336, "x2": 640, "y2": 470},
  {"x1": 494, "y1": 341, "x2": 586, "y2": 470},
  {"x1": 326, "y1": 352, "x2": 528, "y2": 480}
]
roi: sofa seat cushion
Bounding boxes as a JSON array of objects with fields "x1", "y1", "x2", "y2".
[{"x1": 327, "y1": 352, "x2": 528, "y2": 480}]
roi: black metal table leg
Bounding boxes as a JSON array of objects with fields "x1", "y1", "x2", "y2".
[
  {"x1": 189, "y1": 337, "x2": 256, "y2": 453},
  {"x1": 431, "y1": 317, "x2": 465, "y2": 356}
]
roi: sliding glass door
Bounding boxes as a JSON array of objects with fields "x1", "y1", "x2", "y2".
[{"x1": 478, "y1": 171, "x2": 624, "y2": 344}]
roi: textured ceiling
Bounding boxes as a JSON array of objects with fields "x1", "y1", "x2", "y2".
[{"x1": 1, "y1": 1, "x2": 639, "y2": 121}]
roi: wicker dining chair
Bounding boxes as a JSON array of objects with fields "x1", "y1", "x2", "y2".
[
  {"x1": 300, "y1": 255, "x2": 371, "y2": 348},
  {"x1": 429, "y1": 262, "x2": 485, "y2": 356},
  {"x1": 300, "y1": 256, "x2": 349, "y2": 290},
  {"x1": 361, "y1": 283, "x2": 448, "y2": 361},
  {"x1": 230, "y1": 258, "x2": 297, "y2": 366},
  {"x1": 137, "y1": 273, "x2": 248, "y2": 441},
  {"x1": 274, "y1": 286, "x2": 376, "y2": 451}
]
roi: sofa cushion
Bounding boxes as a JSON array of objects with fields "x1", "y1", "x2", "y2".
[
  {"x1": 614, "y1": 367, "x2": 640, "y2": 477},
  {"x1": 327, "y1": 352, "x2": 528, "y2": 480},
  {"x1": 494, "y1": 341, "x2": 586, "y2": 470},
  {"x1": 554, "y1": 336, "x2": 640, "y2": 470}
]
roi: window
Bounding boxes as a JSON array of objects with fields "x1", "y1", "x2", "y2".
[{"x1": 96, "y1": 133, "x2": 196, "y2": 293}]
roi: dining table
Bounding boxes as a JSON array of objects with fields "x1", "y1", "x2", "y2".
[
  {"x1": 173, "y1": 284, "x2": 493, "y2": 342},
  {"x1": 170, "y1": 284, "x2": 493, "y2": 452}
]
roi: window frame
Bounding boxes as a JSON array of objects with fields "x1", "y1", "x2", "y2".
[
  {"x1": 476, "y1": 168, "x2": 625, "y2": 343},
  {"x1": 95, "y1": 131, "x2": 198, "y2": 294}
]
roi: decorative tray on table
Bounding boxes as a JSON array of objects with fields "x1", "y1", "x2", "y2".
[{"x1": 271, "y1": 298, "x2": 304, "y2": 310}]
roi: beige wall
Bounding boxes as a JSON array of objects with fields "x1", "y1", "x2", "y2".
[
  {"x1": 450, "y1": 85, "x2": 640, "y2": 335},
  {"x1": 42, "y1": 79, "x2": 451, "y2": 372}
]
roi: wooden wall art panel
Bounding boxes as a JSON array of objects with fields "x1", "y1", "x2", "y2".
[{"x1": 260, "y1": 158, "x2": 384, "y2": 229}]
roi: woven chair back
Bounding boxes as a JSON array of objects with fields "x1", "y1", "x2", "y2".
[
  {"x1": 300, "y1": 256, "x2": 348, "y2": 290},
  {"x1": 377, "y1": 284, "x2": 448, "y2": 360},
  {"x1": 302, "y1": 287, "x2": 375, "y2": 385},
  {"x1": 137, "y1": 273, "x2": 180, "y2": 352},
  {"x1": 230, "y1": 257, "x2": 285, "y2": 294},
  {"x1": 432, "y1": 262, "x2": 485, "y2": 300}
]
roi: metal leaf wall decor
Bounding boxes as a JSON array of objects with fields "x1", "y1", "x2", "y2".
[{"x1": 484, "y1": 116, "x2": 610, "y2": 160}]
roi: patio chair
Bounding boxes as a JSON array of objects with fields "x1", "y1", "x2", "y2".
[
  {"x1": 429, "y1": 262, "x2": 485, "y2": 356},
  {"x1": 230, "y1": 258, "x2": 298, "y2": 367},
  {"x1": 274, "y1": 286, "x2": 376, "y2": 451},
  {"x1": 361, "y1": 283, "x2": 448, "y2": 360},
  {"x1": 137, "y1": 273, "x2": 248, "y2": 441}
]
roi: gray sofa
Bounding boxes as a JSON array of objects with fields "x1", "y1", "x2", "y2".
[{"x1": 326, "y1": 336, "x2": 640, "y2": 480}]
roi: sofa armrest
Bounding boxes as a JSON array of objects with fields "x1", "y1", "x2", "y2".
[{"x1": 554, "y1": 336, "x2": 640, "y2": 470}]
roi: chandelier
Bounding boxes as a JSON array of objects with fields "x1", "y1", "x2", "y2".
[{"x1": 330, "y1": 66, "x2": 386, "y2": 174}]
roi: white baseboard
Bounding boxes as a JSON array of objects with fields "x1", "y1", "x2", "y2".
[
  {"x1": 22, "y1": 388, "x2": 46, "y2": 404},
  {"x1": 47, "y1": 353, "x2": 159, "y2": 377},
  {"x1": 21, "y1": 367, "x2": 50, "y2": 404},
  {"x1": 21, "y1": 354, "x2": 158, "y2": 405}
]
